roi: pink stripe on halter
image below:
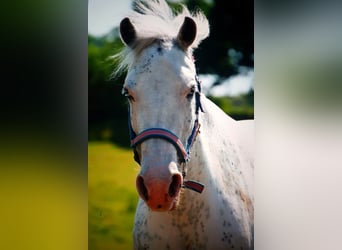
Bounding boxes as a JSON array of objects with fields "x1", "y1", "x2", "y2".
[{"x1": 130, "y1": 128, "x2": 188, "y2": 161}]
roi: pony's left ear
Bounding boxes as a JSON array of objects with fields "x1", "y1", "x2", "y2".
[
  {"x1": 177, "y1": 17, "x2": 197, "y2": 50},
  {"x1": 120, "y1": 17, "x2": 136, "y2": 47}
]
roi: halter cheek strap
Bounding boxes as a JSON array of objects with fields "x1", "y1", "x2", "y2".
[{"x1": 128, "y1": 75, "x2": 205, "y2": 193}]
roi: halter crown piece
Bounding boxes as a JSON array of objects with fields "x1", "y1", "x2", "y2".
[{"x1": 128, "y1": 75, "x2": 205, "y2": 193}]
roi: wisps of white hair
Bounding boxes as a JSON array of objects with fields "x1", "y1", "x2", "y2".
[{"x1": 113, "y1": 0, "x2": 209, "y2": 75}]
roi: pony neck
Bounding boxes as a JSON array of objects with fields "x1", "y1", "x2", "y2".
[
  {"x1": 186, "y1": 95, "x2": 239, "y2": 187},
  {"x1": 187, "y1": 95, "x2": 254, "y2": 203}
]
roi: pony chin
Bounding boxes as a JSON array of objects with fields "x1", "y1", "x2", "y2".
[{"x1": 147, "y1": 190, "x2": 182, "y2": 212}]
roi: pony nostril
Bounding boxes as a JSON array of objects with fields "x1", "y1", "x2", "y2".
[
  {"x1": 168, "y1": 174, "x2": 182, "y2": 197},
  {"x1": 136, "y1": 176, "x2": 149, "y2": 201}
]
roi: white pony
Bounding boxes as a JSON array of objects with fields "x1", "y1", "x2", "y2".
[{"x1": 117, "y1": 0, "x2": 254, "y2": 249}]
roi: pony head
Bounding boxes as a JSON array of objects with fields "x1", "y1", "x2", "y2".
[{"x1": 118, "y1": 0, "x2": 209, "y2": 211}]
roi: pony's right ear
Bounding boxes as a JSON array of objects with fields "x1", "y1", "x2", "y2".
[{"x1": 120, "y1": 17, "x2": 136, "y2": 47}]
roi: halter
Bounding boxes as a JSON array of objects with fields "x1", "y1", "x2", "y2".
[{"x1": 128, "y1": 75, "x2": 205, "y2": 193}]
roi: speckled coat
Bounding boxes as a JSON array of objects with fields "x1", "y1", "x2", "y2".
[{"x1": 133, "y1": 97, "x2": 254, "y2": 250}]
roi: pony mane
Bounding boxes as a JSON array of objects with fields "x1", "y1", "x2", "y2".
[{"x1": 114, "y1": 0, "x2": 209, "y2": 75}]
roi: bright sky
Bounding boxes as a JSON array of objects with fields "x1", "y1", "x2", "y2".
[
  {"x1": 200, "y1": 69, "x2": 254, "y2": 97},
  {"x1": 88, "y1": 0, "x2": 132, "y2": 36},
  {"x1": 209, "y1": 69, "x2": 254, "y2": 97}
]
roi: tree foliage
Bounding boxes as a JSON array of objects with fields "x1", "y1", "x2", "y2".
[{"x1": 185, "y1": 0, "x2": 254, "y2": 77}]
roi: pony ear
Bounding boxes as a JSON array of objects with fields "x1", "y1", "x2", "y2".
[
  {"x1": 177, "y1": 17, "x2": 197, "y2": 50},
  {"x1": 120, "y1": 17, "x2": 136, "y2": 47}
]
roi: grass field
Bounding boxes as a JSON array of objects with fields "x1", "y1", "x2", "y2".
[{"x1": 88, "y1": 142, "x2": 139, "y2": 250}]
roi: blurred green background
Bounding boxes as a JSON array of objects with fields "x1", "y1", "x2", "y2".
[{"x1": 88, "y1": 0, "x2": 253, "y2": 249}]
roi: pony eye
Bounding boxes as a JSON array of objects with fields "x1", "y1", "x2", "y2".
[
  {"x1": 186, "y1": 85, "x2": 196, "y2": 99},
  {"x1": 122, "y1": 87, "x2": 135, "y2": 101}
]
